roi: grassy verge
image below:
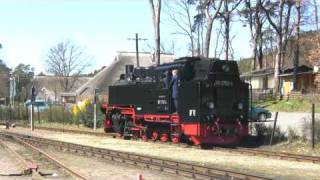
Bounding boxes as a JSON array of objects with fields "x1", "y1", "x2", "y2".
[
  {"x1": 20, "y1": 120, "x2": 105, "y2": 133},
  {"x1": 260, "y1": 140, "x2": 320, "y2": 156},
  {"x1": 254, "y1": 99, "x2": 320, "y2": 113}
]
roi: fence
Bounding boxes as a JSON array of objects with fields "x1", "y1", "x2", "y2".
[
  {"x1": 0, "y1": 104, "x2": 28, "y2": 122},
  {"x1": 0, "y1": 103, "x2": 105, "y2": 128},
  {"x1": 251, "y1": 89, "x2": 274, "y2": 102}
]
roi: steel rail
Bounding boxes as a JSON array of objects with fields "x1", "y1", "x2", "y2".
[
  {"x1": 0, "y1": 131, "x2": 271, "y2": 180},
  {"x1": 0, "y1": 138, "x2": 44, "y2": 179},
  {"x1": 12, "y1": 135, "x2": 89, "y2": 180},
  {"x1": 14, "y1": 125, "x2": 320, "y2": 164},
  {"x1": 218, "y1": 147, "x2": 320, "y2": 164}
]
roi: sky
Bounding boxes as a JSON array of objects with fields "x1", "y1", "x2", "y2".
[{"x1": 0, "y1": 0, "x2": 252, "y2": 74}]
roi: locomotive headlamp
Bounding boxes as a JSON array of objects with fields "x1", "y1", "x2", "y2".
[
  {"x1": 238, "y1": 103, "x2": 243, "y2": 110},
  {"x1": 207, "y1": 102, "x2": 215, "y2": 109},
  {"x1": 222, "y1": 64, "x2": 230, "y2": 72}
]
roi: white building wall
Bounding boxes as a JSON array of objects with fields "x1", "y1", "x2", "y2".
[
  {"x1": 251, "y1": 77, "x2": 262, "y2": 89},
  {"x1": 267, "y1": 74, "x2": 274, "y2": 89}
]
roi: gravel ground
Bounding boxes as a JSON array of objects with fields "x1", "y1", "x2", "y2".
[
  {"x1": 44, "y1": 148, "x2": 192, "y2": 180},
  {"x1": 3, "y1": 127, "x2": 320, "y2": 180},
  {"x1": 0, "y1": 142, "x2": 31, "y2": 180},
  {"x1": 0, "y1": 135, "x2": 182, "y2": 180},
  {"x1": 1, "y1": 138, "x2": 74, "y2": 180}
]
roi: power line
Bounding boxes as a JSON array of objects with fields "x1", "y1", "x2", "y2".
[{"x1": 127, "y1": 33, "x2": 148, "y2": 68}]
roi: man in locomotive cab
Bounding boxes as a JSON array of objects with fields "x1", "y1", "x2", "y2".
[
  {"x1": 170, "y1": 69, "x2": 179, "y2": 113},
  {"x1": 162, "y1": 70, "x2": 172, "y2": 89},
  {"x1": 114, "y1": 73, "x2": 127, "y2": 85}
]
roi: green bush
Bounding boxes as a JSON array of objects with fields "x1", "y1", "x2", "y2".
[
  {"x1": 80, "y1": 103, "x2": 104, "y2": 128},
  {"x1": 302, "y1": 117, "x2": 320, "y2": 142},
  {"x1": 29, "y1": 104, "x2": 73, "y2": 124},
  {"x1": 0, "y1": 105, "x2": 28, "y2": 123},
  {"x1": 254, "y1": 99, "x2": 320, "y2": 113},
  {"x1": 0, "y1": 102, "x2": 105, "y2": 128},
  {"x1": 287, "y1": 127, "x2": 300, "y2": 143},
  {"x1": 254, "y1": 123, "x2": 287, "y2": 144}
]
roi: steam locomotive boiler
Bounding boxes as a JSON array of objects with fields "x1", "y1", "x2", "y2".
[{"x1": 101, "y1": 57, "x2": 249, "y2": 145}]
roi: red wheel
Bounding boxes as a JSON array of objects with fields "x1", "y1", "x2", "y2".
[
  {"x1": 171, "y1": 135, "x2": 180, "y2": 143},
  {"x1": 132, "y1": 131, "x2": 139, "y2": 140},
  {"x1": 141, "y1": 134, "x2": 148, "y2": 141},
  {"x1": 151, "y1": 131, "x2": 159, "y2": 141},
  {"x1": 160, "y1": 133, "x2": 168, "y2": 142}
]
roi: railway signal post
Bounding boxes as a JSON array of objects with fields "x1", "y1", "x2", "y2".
[{"x1": 30, "y1": 86, "x2": 36, "y2": 131}]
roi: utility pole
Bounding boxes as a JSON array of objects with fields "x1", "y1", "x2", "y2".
[
  {"x1": 9, "y1": 73, "x2": 15, "y2": 124},
  {"x1": 128, "y1": 33, "x2": 147, "y2": 68}
]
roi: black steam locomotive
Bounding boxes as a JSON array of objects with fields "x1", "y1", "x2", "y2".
[{"x1": 101, "y1": 57, "x2": 249, "y2": 145}]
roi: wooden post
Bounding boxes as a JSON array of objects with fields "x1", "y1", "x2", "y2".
[
  {"x1": 31, "y1": 104, "x2": 34, "y2": 131},
  {"x1": 312, "y1": 103, "x2": 315, "y2": 149},
  {"x1": 25, "y1": 105, "x2": 28, "y2": 123},
  {"x1": 18, "y1": 104, "x2": 21, "y2": 121},
  {"x1": 270, "y1": 112, "x2": 279, "y2": 145},
  {"x1": 9, "y1": 104, "x2": 12, "y2": 123},
  {"x1": 62, "y1": 104, "x2": 65, "y2": 124},
  {"x1": 49, "y1": 103, "x2": 52, "y2": 122},
  {"x1": 37, "y1": 105, "x2": 40, "y2": 124},
  {"x1": 77, "y1": 113, "x2": 80, "y2": 128},
  {"x1": 93, "y1": 103, "x2": 97, "y2": 131}
]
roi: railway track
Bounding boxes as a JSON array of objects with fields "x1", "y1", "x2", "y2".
[
  {"x1": 0, "y1": 131, "x2": 271, "y2": 180},
  {"x1": 216, "y1": 147, "x2": 320, "y2": 164},
  {"x1": 0, "y1": 138, "x2": 42, "y2": 179},
  {"x1": 0, "y1": 133, "x2": 88, "y2": 180},
  {"x1": 14, "y1": 124, "x2": 320, "y2": 165}
]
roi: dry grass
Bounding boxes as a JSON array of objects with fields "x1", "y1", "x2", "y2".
[
  {"x1": 261, "y1": 140, "x2": 320, "y2": 157},
  {"x1": 32, "y1": 122, "x2": 105, "y2": 133}
]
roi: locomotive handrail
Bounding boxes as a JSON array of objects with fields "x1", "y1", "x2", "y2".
[{"x1": 154, "y1": 63, "x2": 184, "y2": 71}]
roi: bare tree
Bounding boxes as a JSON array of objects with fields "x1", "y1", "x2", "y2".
[
  {"x1": 261, "y1": 0, "x2": 294, "y2": 95},
  {"x1": 219, "y1": 0, "x2": 242, "y2": 61},
  {"x1": 149, "y1": 0, "x2": 162, "y2": 65},
  {"x1": 280, "y1": 1, "x2": 295, "y2": 68},
  {"x1": 293, "y1": 0, "x2": 302, "y2": 90},
  {"x1": 213, "y1": 22, "x2": 224, "y2": 58},
  {"x1": 45, "y1": 41, "x2": 90, "y2": 92},
  {"x1": 314, "y1": 0, "x2": 320, "y2": 49},
  {"x1": 193, "y1": 6, "x2": 206, "y2": 56},
  {"x1": 262, "y1": 26, "x2": 277, "y2": 68},
  {"x1": 308, "y1": 0, "x2": 320, "y2": 66},
  {"x1": 164, "y1": 0, "x2": 197, "y2": 56},
  {"x1": 242, "y1": 0, "x2": 265, "y2": 70},
  {"x1": 200, "y1": 0, "x2": 223, "y2": 58},
  {"x1": 160, "y1": 41, "x2": 175, "y2": 54}
]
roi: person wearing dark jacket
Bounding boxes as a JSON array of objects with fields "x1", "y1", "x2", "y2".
[{"x1": 170, "y1": 69, "x2": 179, "y2": 113}]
